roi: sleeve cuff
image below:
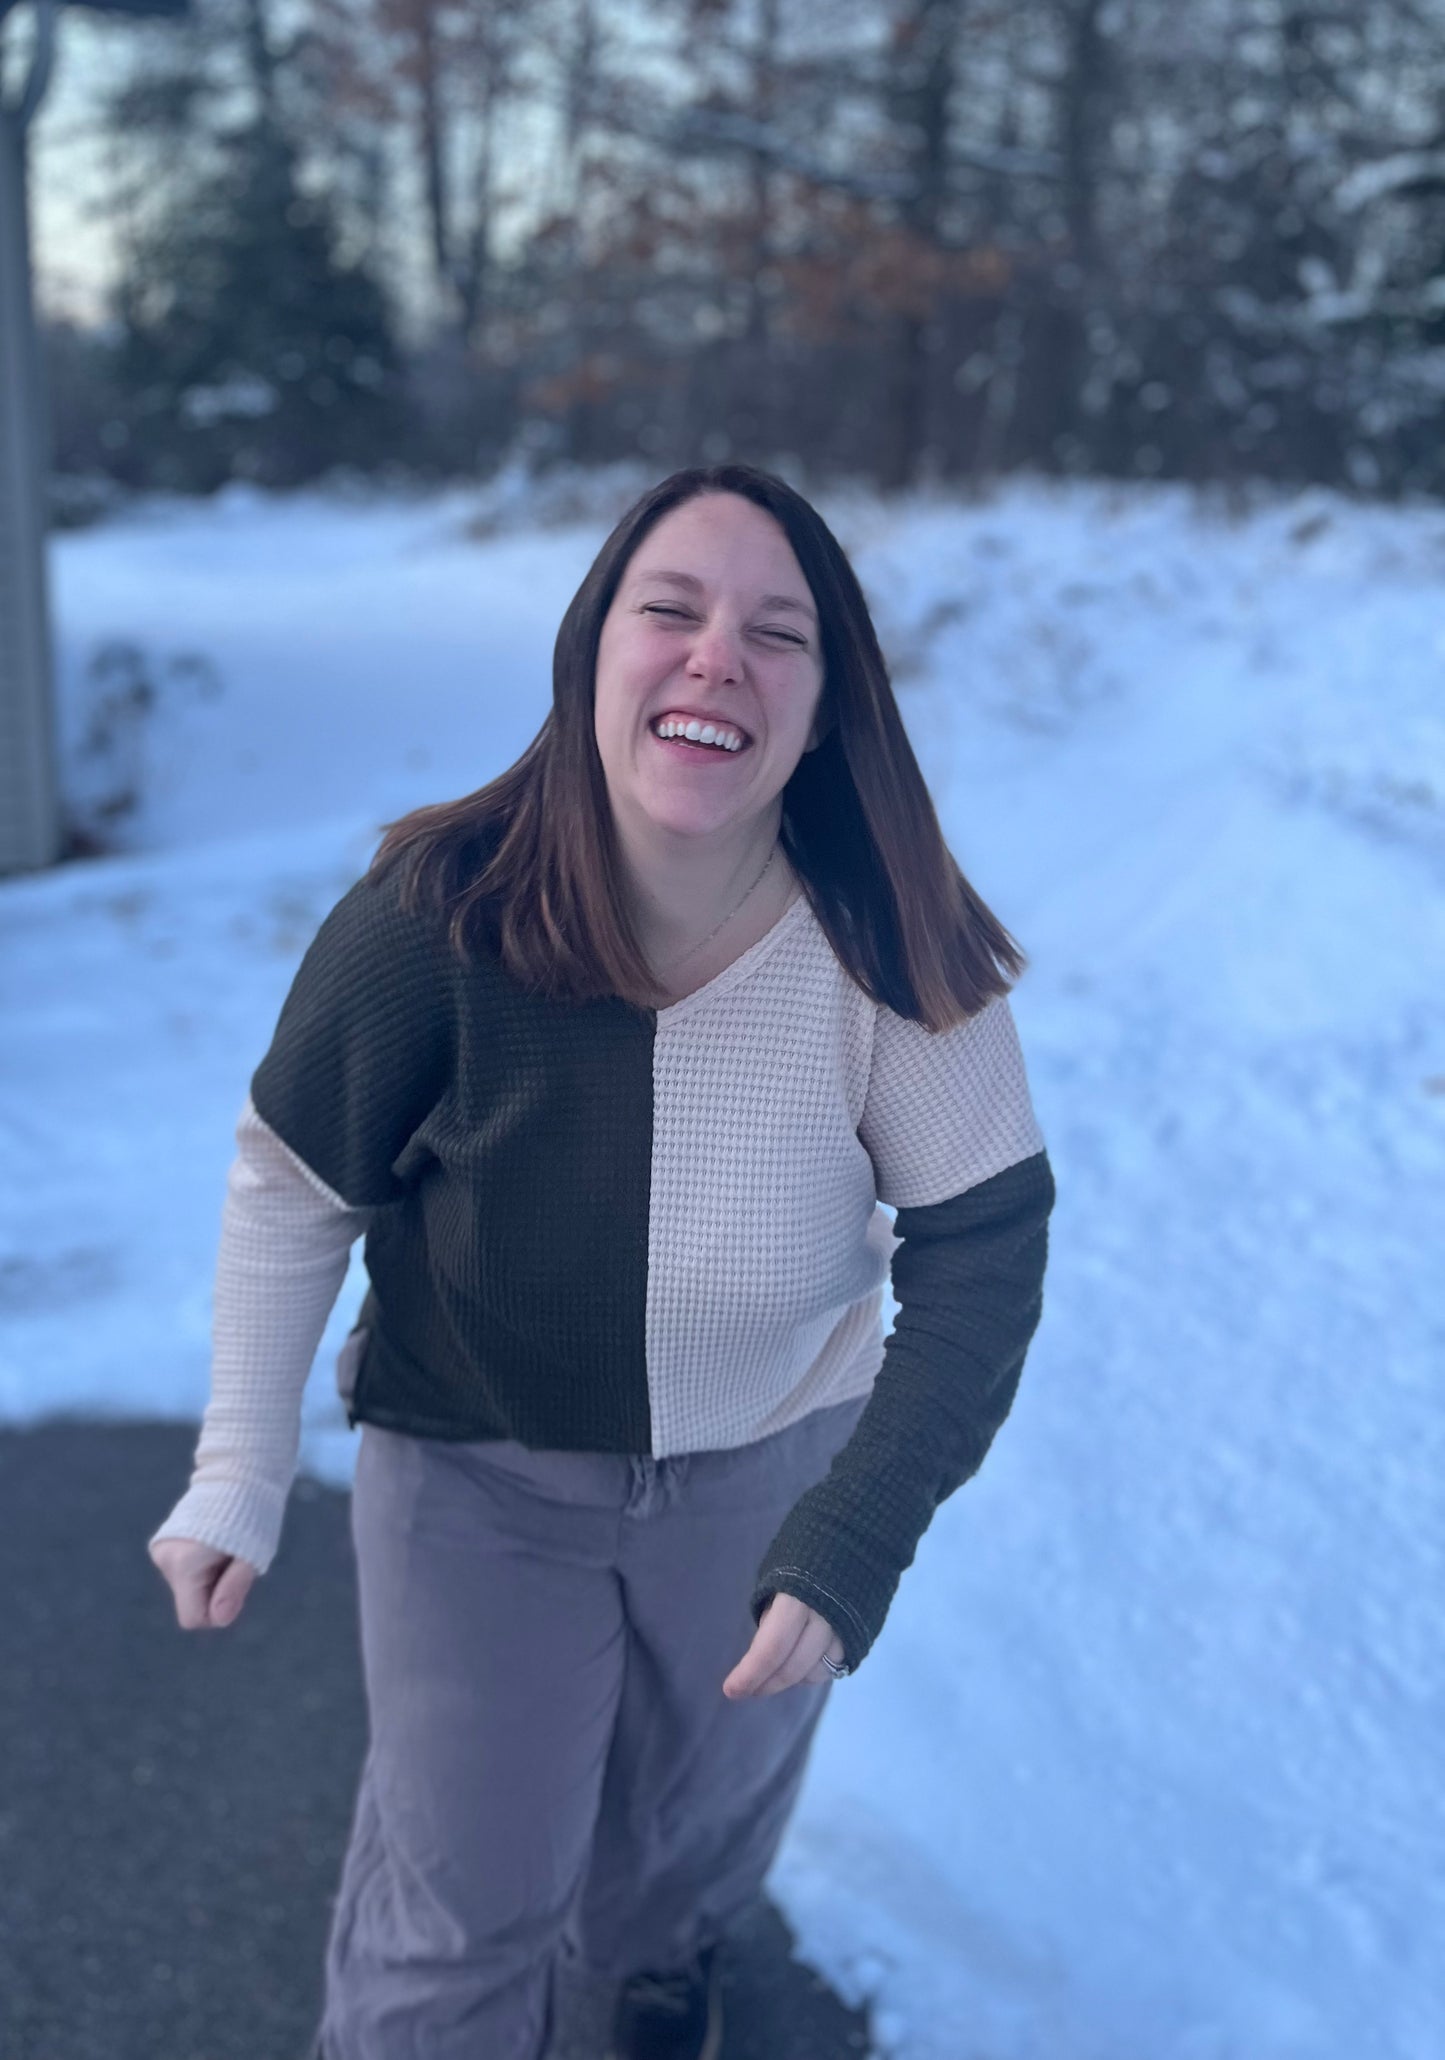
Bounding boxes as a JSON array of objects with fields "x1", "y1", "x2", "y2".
[
  {"x1": 751, "y1": 1533, "x2": 902, "y2": 1674},
  {"x1": 148, "y1": 1475, "x2": 288, "y2": 1576}
]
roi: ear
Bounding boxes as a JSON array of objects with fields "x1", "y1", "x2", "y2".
[{"x1": 804, "y1": 688, "x2": 831, "y2": 753}]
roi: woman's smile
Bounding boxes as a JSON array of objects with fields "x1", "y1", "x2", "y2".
[{"x1": 647, "y1": 709, "x2": 753, "y2": 758}]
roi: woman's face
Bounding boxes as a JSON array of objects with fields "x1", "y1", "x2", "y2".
[{"x1": 593, "y1": 492, "x2": 825, "y2": 849}]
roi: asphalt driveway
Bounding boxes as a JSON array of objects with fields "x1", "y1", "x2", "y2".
[{"x1": 0, "y1": 1420, "x2": 872, "y2": 2060}]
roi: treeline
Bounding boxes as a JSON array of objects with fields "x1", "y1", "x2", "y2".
[{"x1": 37, "y1": 0, "x2": 1445, "y2": 498}]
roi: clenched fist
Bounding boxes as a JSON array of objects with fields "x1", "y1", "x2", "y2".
[{"x1": 148, "y1": 1537, "x2": 259, "y2": 1631}]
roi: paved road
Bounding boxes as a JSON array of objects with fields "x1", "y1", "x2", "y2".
[{"x1": 0, "y1": 1422, "x2": 873, "y2": 2060}]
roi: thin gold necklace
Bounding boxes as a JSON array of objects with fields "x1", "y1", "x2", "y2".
[{"x1": 659, "y1": 845, "x2": 778, "y2": 978}]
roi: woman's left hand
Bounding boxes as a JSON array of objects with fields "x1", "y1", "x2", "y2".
[{"x1": 722, "y1": 1592, "x2": 846, "y2": 1698}]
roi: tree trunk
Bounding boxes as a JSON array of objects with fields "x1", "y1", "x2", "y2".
[
  {"x1": 240, "y1": 0, "x2": 278, "y2": 119},
  {"x1": 744, "y1": 0, "x2": 781, "y2": 348},
  {"x1": 880, "y1": 0, "x2": 956, "y2": 489},
  {"x1": 416, "y1": 3, "x2": 453, "y2": 303}
]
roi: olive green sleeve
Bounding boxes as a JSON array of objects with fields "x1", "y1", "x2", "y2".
[
  {"x1": 250, "y1": 865, "x2": 456, "y2": 1208},
  {"x1": 752, "y1": 1149, "x2": 1056, "y2": 1671}
]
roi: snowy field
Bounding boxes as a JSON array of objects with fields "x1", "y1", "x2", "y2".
[{"x1": 2, "y1": 470, "x2": 1441, "y2": 2059}]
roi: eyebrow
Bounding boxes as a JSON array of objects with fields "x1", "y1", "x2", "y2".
[{"x1": 630, "y1": 567, "x2": 817, "y2": 623}]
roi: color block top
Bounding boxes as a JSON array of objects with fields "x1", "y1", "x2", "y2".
[{"x1": 152, "y1": 859, "x2": 1055, "y2": 1667}]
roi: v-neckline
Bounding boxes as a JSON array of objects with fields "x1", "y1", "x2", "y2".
[{"x1": 652, "y1": 890, "x2": 812, "y2": 1024}]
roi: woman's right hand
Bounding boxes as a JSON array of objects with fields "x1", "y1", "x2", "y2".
[{"x1": 149, "y1": 1537, "x2": 259, "y2": 1630}]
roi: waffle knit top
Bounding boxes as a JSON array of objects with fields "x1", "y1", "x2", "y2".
[{"x1": 152, "y1": 859, "x2": 1055, "y2": 1669}]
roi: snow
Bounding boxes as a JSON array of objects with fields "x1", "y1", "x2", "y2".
[
  {"x1": 1336, "y1": 149, "x2": 1445, "y2": 212},
  {"x1": 3, "y1": 473, "x2": 1441, "y2": 2059}
]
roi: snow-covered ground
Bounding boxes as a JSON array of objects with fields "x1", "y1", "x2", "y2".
[{"x1": 2, "y1": 471, "x2": 1441, "y2": 2059}]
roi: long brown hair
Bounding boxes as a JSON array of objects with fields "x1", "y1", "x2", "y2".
[{"x1": 371, "y1": 463, "x2": 1023, "y2": 1028}]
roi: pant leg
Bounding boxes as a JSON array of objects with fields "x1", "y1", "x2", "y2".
[
  {"x1": 563, "y1": 1394, "x2": 870, "y2": 1980},
  {"x1": 320, "y1": 1424, "x2": 632, "y2": 2060}
]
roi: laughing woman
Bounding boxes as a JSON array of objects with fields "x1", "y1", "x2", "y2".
[{"x1": 149, "y1": 464, "x2": 1055, "y2": 2060}]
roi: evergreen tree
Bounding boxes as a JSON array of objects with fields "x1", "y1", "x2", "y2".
[{"x1": 112, "y1": 112, "x2": 401, "y2": 490}]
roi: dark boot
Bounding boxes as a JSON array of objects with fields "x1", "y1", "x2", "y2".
[{"x1": 608, "y1": 1944, "x2": 724, "y2": 2060}]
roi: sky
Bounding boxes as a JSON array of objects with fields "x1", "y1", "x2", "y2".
[{"x1": 23, "y1": 13, "x2": 127, "y2": 325}]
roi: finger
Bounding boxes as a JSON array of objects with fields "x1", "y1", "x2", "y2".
[
  {"x1": 755, "y1": 1617, "x2": 836, "y2": 1697},
  {"x1": 786, "y1": 1619, "x2": 848, "y2": 1692},
  {"x1": 801, "y1": 1655, "x2": 843, "y2": 1687},
  {"x1": 722, "y1": 1596, "x2": 810, "y2": 1700},
  {"x1": 171, "y1": 1570, "x2": 214, "y2": 1632},
  {"x1": 208, "y1": 1558, "x2": 257, "y2": 1628},
  {"x1": 726, "y1": 1599, "x2": 833, "y2": 1700},
  {"x1": 148, "y1": 1541, "x2": 212, "y2": 1629}
]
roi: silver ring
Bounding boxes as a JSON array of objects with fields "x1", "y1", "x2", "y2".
[{"x1": 821, "y1": 1653, "x2": 850, "y2": 1679}]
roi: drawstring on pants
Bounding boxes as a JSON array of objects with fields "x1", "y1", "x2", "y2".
[{"x1": 623, "y1": 1453, "x2": 694, "y2": 1519}]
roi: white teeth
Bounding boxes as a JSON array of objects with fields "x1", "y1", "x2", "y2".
[{"x1": 652, "y1": 717, "x2": 746, "y2": 750}]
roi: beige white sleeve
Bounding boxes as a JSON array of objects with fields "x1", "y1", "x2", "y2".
[
  {"x1": 148, "y1": 1097, "x2": 368, "y2": 1575},
  {"x1": 858, "y1": 993, "x2": 1045, "y2": 1209}
]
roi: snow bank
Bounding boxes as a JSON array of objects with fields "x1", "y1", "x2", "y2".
[{"x1": 2, "y1": 474, "x2": 1440, "y2": 2059}]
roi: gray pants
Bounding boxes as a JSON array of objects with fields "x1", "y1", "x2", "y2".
[{"x1": 317, "y1": 1392, "x2": 868, "y2": 2060}]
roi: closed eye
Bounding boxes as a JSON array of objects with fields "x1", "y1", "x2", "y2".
[{"x1": 642, "y1": 604, "x2": 806, "y2": 647}]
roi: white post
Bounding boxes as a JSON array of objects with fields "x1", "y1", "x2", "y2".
[{"x1": 0, "y1": 7, "x2": 61, "y2": 874}]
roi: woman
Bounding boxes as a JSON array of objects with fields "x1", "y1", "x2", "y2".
[{"x1": 149, "y1": 463, "x2": 1055, "y2": 2060}]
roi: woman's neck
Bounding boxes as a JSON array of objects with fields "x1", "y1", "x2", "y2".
[{"x1": 614, "y1": 810, "x2": 792, "y2": 990}]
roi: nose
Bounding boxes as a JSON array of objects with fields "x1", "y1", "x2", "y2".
[{"x1": 685, "y1": 615, "x2": 745, "y2": 687}]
